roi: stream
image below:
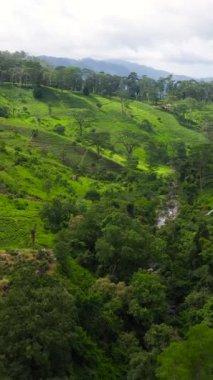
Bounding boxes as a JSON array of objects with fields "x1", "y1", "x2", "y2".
[
  {"x1": 157, "y1": 197, "x2": 212, "y2": 228},
  {"x1": 157, "y1": 196, "x2": 178, "y2": 228}
]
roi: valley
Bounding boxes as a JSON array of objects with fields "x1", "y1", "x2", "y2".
[{"x1": 0, "y1": 52, "x2": 212, "y2": 379}]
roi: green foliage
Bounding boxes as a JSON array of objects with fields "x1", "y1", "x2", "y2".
[
  {"x1": 40, "y1": 196, "x2": 76, "y2": 232},
  {"x1": 86, "y1": 130, "x2": 111, "y2": 155},
  {"x1": 83, "y1": 86, "x2": 90, "y2": 96},
  {"x1": 0, "y1": 269, "x2": 78, "y2": 379},
  {"x1": 156, "y1": 324, "x2": 213, "y2": 380},
  {"x1": 31, "y1": 128, "x2": 39, "y2": 138},
  {"x1": 53, "y1": 123, "x2": 65, "y2": 135},
  {"x1": 144, "y1": 324, "x2": 176, "y2": 351},
  {"x1": 117, "y1": 130, "x2": 142, "y2": 159},
  {"x1": 85, "y1": 189, "x2": 100, "y2": 201},
  {"x1": 0, "y1": 104, "x2": 10, "y2": 117},
  {"x1": 0, "y1": 268, "x2": 119, "y2": 380},
  {"x1": 129, "y1": 271, "x2": 167, "y2": 326},
  {"x1": 33, "y1": 86, "x2": 43, "y2": 99},
  {"x1": 95, "y1": 211, "x2": 153, "y2": 279},
  {"x1": 0, "y1": 141, "x2": 7, "y2": 152},
  {"x1": 139, "y1": 119, "x2": 154, "y2": 132},
  {"x1": 0, "y1": 63, "x2": 212, "y2": 379},
  {"x1": 127, "y1": 351, "x2": 155, "y2": 380}
]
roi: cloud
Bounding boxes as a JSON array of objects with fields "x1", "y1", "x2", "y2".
[{"x1": 0, "y1": 0, "x2": 213, "y2": 77}]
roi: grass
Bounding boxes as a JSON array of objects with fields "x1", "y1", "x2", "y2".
[
  {"x1": 129, "y1": 101, "x2": 207, "y2": 145},
  {"x1": 0, "y1": 195, "x2": 53, "y2": 248}
]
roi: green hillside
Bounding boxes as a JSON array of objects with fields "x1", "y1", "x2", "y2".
[
  {"x1": 0, "y1": 84, "x2": 207, "y2": 249},
  {"x1": 0, "y1": 80, "x2": 212, "y2": 380}
]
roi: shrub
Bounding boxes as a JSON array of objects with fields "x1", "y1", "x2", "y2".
[
  {"x1": 85, "y1": 189, "x2": 100, "y2": 201},
  {"x1": 0, "y1": 105, "x2": 10, "y2": 118},
  {"x1": 0, "y1": 141, "x2": 7, "y2": 153},
  {"x1": 14, "y1": 200, "x2": 28, "y2": 210},
  {"x1": 139, "y1": 119, "x2": 153, "y2": 132},
  {"x1": 54, "y1": 124, "x2": 65, "y2": 135},
  {"x1": 31, "y1": 129, "x2": 39, "y2": 138},
  {"x1": 33, "y1": 86, "x2": 43, "y2": 99}
]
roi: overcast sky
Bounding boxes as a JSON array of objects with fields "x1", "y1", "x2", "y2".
[{"x1": 0, "y1": 0, "x2": 213, "y2": 77}]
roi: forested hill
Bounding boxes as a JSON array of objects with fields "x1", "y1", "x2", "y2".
[{"x1": 0, "y1": 50, "x2": 212, "y2": 379}]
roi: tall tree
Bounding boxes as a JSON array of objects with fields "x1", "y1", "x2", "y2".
[
  {"x1": 86, "y1": 129, "x2": 111, "y2": 155},
  {"x1": 156, "y1": 324, "x2": 213, "y2": 380}
]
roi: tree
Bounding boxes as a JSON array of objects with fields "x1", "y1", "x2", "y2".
[
  {"x1": 84, "y1": 72, "x2": 120, "y2": 96},
  {"x1": 48, "y1": 102, "x2": 52, "y2": 116},
  {"x1": 33, "y1": 86, "x2": 43, "y2": 99},
  {"x1": 144, "y1": 324, "x2": 176, "y2": 352},
  {"x1": 139, "y1": 76, "x2": 158, "y2": 102},
  {"x1": 117, "y1": 130, "x2": 142, "y2": 160},
  {"x1": 127, "y1": 72, "x2": 140, "y2": 99},
  {"x1": 157, "y1": 77, "x2": 167, "y2": 100},
  {"x1": 53, "y1": 66, "x2": 83, "y2": 90},
  {"x1": 40, "y1": 196, "x2": 76, "y2": 232},
  {"x1": 128, "y1": 271, "x2": 167, "y2": 326},
  {"x1": 83, "y1": 86, "x2": 90, "y2": 95},
  {"x1": 72, "y1": 110, "x2": 95, "y2": 138},
  {"x1": 173, "y1": 79, "x2": 205, "y2": 101},
  {"x1": 127, "y1": 350, "x2": 154, "y2": 380},
  {"x1": 117, "y1": 78, "x2": 128, "y2": 114},
  {"x1": 0, "y1": 269, "x2": 78, "y2": 379},
  {"x1": 95, "y1": 211, "x2": 153, "y2": 279},
  {"x1": 86, "y1": 129, "x2": 111, "y2": 156},
  {"x1": 127, "y1": 321, "x2": 176, "y2": 379},
  {"x1": 56, "y1": 203, "x2": 103, "y2": 270},
  {"x1": 23, "y1": 60, "x2": 43, "y2": 86},
  {"x1": 189, "y1": 144, "x2": 213, "y2": 191},
  {"x1": 127, "y1": 324, "x2": 176, "y2": 380},
  {"x1": 0, "y1": 268, "x2": 117, "y2": 380},
  {"x1": 82, "y1": 68, "x2": 97, "y2": 93},
  {"x1": 156, "y1": 324, "x2": 213, "y2": 380},
  {"x1": 180, "y1": 290, "x2": 213, "y2": 328},
  {"x1": 64, "y1": 66, "x2": 82, "y2": 90}
]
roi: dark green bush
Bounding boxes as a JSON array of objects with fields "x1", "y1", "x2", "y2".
[
  {"x1": 54, "y1": 124, "x2": 65, "y2": 135},
  {"x1": 85, "y1": 189, "x2": 100, "y2": 201},
  {"x1": 0, "y1": 105, "x2": 10, "y2": 117},
  {"x1": 33, "y1": 86, "x2": 43, "y2": 99}
]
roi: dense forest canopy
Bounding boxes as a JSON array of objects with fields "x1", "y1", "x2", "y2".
[{"x1": 0, "y1": 50, "x2": 212, "y2": 379}]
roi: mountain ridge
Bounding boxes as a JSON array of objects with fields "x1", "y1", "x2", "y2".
[{"x1": 38, "y1": 55, "x2": 191, "y2": 81}]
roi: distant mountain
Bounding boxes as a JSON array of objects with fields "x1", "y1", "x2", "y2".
[
  {"x1": 199, "y1": 77, "x2": 213, "y2": 82},
  {"x1": 106, "y1": 59, "x2": 172, "y2": 79},
  {"x1": 38, "y1": 55, "x2": 190, "y2": 81}
]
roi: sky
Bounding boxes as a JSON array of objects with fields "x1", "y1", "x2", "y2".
[{"x1": 0, "y1": 0, "x2": 213, "y2": 77}]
